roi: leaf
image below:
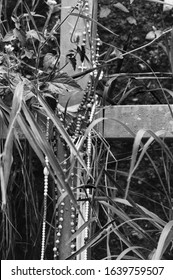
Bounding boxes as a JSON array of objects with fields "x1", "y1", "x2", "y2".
[
  {"x1": 152, "y1": 220, "x2": 173, "y2": 259},
  {"x1": 46, "y1": 82, "x2": 67, "y2": 95},
  {"x1": 100, "y1": 200, "x2": 152, "y2": 250},
  {"x1": 51, "y1": 73, "x2": 82, "y2": 89},
  {"x1": 19, "y1": 103, "x2": 81, "y2": 213},
  {"x1": 127, "y1": 16, "x2": 137, "y2": 25},
  {"x1": 77, "y1": 46, "x2": 89, "y2": 63},
  {"x1": 1, "y1": 80, "x2": 24, "y2": 209},
  {"x1": 114, "y1": 3, "x2": 129, "y2": 13},
  {"x1": 125, "y1": 129, "x2": 173, "y2": 198},
  {"x1": 67, "y1": 217, "x2": 97, "y2": 244},
  {"x1": 99, "y1": 6, "x2": 111, "y2": 18},
  {"x1": 26, "y1": 29, "x2": 45, "y2": 42},
  {"x1": 0, "y1": 66, "x2": 7, "y2": 74},
  {"x1": 13, "y1": 28, "x2": 26, "y2": 46},
  {"x1": 145, "y1": 31, "x2": 155, "y2": 40},
  {"x1": 0, "y1": 110, "x2": 4, "y2": 138},
  {"x1": 17, "y1": 114, "x2": 46, "y2": 165},
  {"x1": 22, "y1": 12, "x2": 45, "y2": 18},
  {"x1": 66, "y1": 50, "x2": 77, "y2": 71},
  {"x1": 43, "y1": 53, "x2": 57, "y2": 70},
  {"x1": 22, "y1": 49, "x2": 34, "y2": 59},
  {"x1": 114, "y1": 198, "x2": 166, "y2": 228},
  {"x1": 117, "y1": 246, "x2": 142, "y2": 260},
  {"x1": 3, "y1": 30, "x2": 15, "y2": 42},
  {"x1": 163, "y1": 0, "x2": 173, "y2": 11},
  {"x1": 145, "y1": 29, "x2": 162, "y2": 40},
  {"x1": 110, "y1": 47, "x2": 123, "y2": 58},
  {"x1": 36, "y1": 92, "x2": 89, "y2": 176}
]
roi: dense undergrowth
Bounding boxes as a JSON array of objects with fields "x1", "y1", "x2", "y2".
[{"x1": 0, "y1": 0, "x2": 173, "y2": 260}]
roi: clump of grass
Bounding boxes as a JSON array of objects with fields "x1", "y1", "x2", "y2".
[{"x1": 0, "y1": 0, "x2": 173, "y2": 260}]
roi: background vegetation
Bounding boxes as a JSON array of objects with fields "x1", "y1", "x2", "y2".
[{"x1": 0, "y1": 0, "x2": 173, "y2": 260}]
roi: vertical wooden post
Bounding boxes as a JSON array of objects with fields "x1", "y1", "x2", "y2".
[
  {"x1": 58, "y1": 0, "x2": 95, "y2": 260},
  {"x1": 56, "y1": 140, "x2": 72, "y2": 259},
  {"x1": 60, "y1": 0, "x2": 93, "y2": 106}
]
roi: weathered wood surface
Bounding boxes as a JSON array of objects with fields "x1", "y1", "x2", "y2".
[
  {"x1": 59, "y1": 0, "x2": 93, "y2": 106},
  {"x1": 98, "y1": 105, "x2": 173, "y2": 138},
  {"x1": 1, "y1": 105, "x2": 173, "y2": 138}
]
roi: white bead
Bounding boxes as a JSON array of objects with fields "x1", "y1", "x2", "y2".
[{"x1": 43, "y1": 167, "x2": 49, "y2": 176}]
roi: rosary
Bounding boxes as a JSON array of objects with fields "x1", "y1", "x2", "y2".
[{"x1": 41, "y1": 0, "x2": 101, "y2": 260}]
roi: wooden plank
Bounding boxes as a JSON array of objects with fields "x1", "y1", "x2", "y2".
[
  {"x1": 98, "y1": 105, "x2": 173, "y2": 138},
  {"x1": 1, "y1": 105, "x2": 173, "y2": 138}
]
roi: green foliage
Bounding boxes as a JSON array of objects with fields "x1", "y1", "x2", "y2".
[{"x1": 0, "y1": 0, "x2": 173, "y2": 260}]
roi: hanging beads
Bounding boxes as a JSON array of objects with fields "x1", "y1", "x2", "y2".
[
  {"x1": 53, "y1": 142, "x2": 69, "y2": 259},
  {"x1": 54, "y1": 200, "x2": 65, "y2": 259},
  {"x1": 52, "y1": 0, "x2": 101, "y2": 261},
  {"x1": 41, "y1": 117, "x2": 50, "y2": 260},
  {"x1": 70, "y1": 169, "x2": 76, "y2": 255},
  {"x1": 70, "y1": 203, "x2": 76, "y2": 257}
]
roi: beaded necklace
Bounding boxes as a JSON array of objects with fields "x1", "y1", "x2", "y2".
[
  {"x1": 41, "y1": 117, "x2": 50, "y2": 260},
  {"x1": 75, "y1": 0, "x2": 101, "y2": 260},
  {"x1": 41, "y1": 0, "x2": 101, "y2": 260}
]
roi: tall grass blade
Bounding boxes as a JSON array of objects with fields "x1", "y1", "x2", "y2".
[
  {"x1": 19, "y1": 103, "x2": 82, "y2": 215},
  {"x1": 152, "y1": 220, "x2": 173, "y2": 259},
  {"x1": 170, "y1": 27, "x2": 173, "y2": 75},
  {"x1": 114, "y1": 198, "x2": 166, "y2": 228},
  {"x1": 0, "y1": 80, "x2": 24, "y2": 209},
  {"x1": 125, "y1": 129, "x2": 172, "y2": 198},
  {"x1": 71, "y1": 13, "x2": 118, "y2": 37},
  {"x1": 37, "y1": 92, "x2": 89, "y2": 175},
  {"x1": 17, "y1": 114, "x2": 46, "y2": 164},
  {"x1": 67, "y1": 217, "x2": 97, "y2": 244},
  {"x1": 116, "y1": 246, "x2": 143, "y2": 260},
  {"x1": 100, "y1": 200, "x2": 154, "y2": 243}
]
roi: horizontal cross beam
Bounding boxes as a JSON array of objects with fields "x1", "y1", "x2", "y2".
[
  {"x1": 1, "y1": 105, "x2": 173, "y2": 138},
  {"x1": 97, "y1": 105, "x2": 173, "y2": 138}
]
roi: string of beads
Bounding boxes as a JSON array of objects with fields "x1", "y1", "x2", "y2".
[
  {"x1": 41, "y1": 117, "x2": 50, "y2": 260},
  {"x1": 50, "y1": 0, "x2": 101, "y2": 260}
]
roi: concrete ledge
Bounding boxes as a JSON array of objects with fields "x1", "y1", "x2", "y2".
[{"x1": 97, "y1": 105, "x2": 173, "y2": 138}]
